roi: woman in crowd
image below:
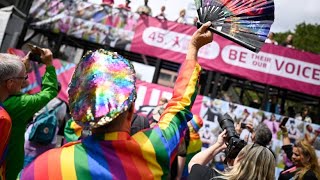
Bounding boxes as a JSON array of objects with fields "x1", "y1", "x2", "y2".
[
  {"x1": 188, "y1": 130, "x2": 276, "y2": 180},
  {"x1": 279, "y1": 125, "x2": 320, "y2": 180}
]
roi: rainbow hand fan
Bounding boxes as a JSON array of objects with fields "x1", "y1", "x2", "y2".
[{"x1": 195, "y1": 0, "x2": 275, "y2": 52}]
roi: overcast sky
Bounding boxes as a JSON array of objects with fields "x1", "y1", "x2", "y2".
[{"x1": 113, "y1": 0, "x2": 320, "y2": 33}]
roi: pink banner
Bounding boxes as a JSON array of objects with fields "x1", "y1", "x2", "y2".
[{"x1": 131, "y1": 16, "x2": 320, "y2": 97}]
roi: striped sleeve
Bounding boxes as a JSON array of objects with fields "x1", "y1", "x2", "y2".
[
  {"x1": 151, "y1": 60, "x2": 201, "y2": 159},
  {"x1": 158, "y1": 60, "x2": 201, "y2": 156}
]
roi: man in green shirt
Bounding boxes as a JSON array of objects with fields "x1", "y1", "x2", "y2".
[{"x1": 3, "y1": 48, "x2": 58, "y2": 180}]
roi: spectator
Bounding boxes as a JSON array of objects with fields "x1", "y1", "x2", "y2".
[
  {"x1": 136, "y1": 0, "x2": 152, "y2": 16},
  {"x1": 18, "y1": 22, "x2": 214, "y2": 179},
  {"x1": 3, "y1": 48, "x2": 58, "y2": 180},
  {"x1": 281, "y1": 34, "x2": 295, "y2": 49},
  {"x1": 118, "y1": 0, "x2": 131, "y2": 11},
  {"x1": 188, "y1": 130, "x2": 276, "y2": 180},
  {"x1": 176, "y1": 9, "x2": 187, "y2": 24},
  {"x1": 295, "y1": 107, "x2": 312, "y2": 123},
  {"x1": 0, "y1": 54, "x2": 25, "y2": 179},
  {"x1": 252, "y1": 123, "x2": 272, "y2": 147},
  {"x1": 266, "y1": 95, "x2": 281, "y2": 114},
  {"x1": 155, "y1": 6, "x2": 167, "y2": 20},
  {"x1": 193, "y1": 17, "x2": 199, "y2": 26},
  {"x1": 265, "y1": 32, "x2": 278, "y2": 45},
  {"x1": 279, "y1": 125, "x2": 320, "y2": 179}
]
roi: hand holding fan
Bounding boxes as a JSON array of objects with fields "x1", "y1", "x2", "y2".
[{"x1": 194, "y1": 0, "x2": 275, "y2": 52}]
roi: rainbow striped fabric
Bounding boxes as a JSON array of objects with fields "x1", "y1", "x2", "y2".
[
  {"x1": 182, "y1": 132, "x2": 203, "y2": 179},
  {"x1": 18, "y1": 60, "x2": 201, "y2": 180},
  {"x1": 64, "y1": 119, "x2": 82, "y2": 143}
]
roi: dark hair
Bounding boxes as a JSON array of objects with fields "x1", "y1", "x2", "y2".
[{"x1": 254, "y1": 124, "x2": 272, "y2": 147}]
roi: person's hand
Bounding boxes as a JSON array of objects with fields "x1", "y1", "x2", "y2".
[
  {"x1": 216, "y1": 129, "x2": 227, "y2": 149},
  {"x1": 280, "y1": 125, "x2": 288, "y2": 133},
  {"x1": 188, "y1": 21, "x2": 213, "y2": 51},
  {"x1": 246, "y1": 123, "x2": 254, "y2": 133},
  {"x1": 21, "y1": 52, "x2": 32, "y2": 73},
  {"x1": 39, "y1": 48, "x2": 53, "y2": 66}
]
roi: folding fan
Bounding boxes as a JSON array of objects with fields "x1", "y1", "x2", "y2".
[{"x1": 194, "y1": 0, "x2": 275, "y2": 52}]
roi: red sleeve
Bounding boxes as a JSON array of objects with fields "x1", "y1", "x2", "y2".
[{"x1": 0, "y1": 107, "x2": 12, "y2": 163}]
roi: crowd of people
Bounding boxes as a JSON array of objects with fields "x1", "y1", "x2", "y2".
[{"x1": 1, "y1": 21, "x2": 320, "y2": 180}]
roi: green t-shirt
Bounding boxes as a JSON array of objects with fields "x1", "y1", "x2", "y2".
[{"x1": 3, "y1": 66, "x2": 58, "y2": 180}]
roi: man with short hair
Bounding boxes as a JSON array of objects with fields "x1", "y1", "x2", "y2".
[
  {"x1": 4, "y1": 48, "x2": 58, "y2": 180},
  {"x1": 252, "y1": 123, "x2": 272, "y2": 147},
  {"x1": 0, "y1": 54, "x2": 26, "y2": 180},
  {"x1": 18, "y1": 22, "x2": 214, "y2": 179}
]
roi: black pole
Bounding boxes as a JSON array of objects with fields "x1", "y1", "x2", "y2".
[
  {"x1": 280, "y1": 90, "x2": 287, "y2": 115},
  {"x1": 211, "y1": 72, "x2": 221, "y2": 99},
  {"x1": 239, "y1": 87, "x2": 245, "y2": 104},
  {"x1": 53, "y1": 33, "x2": 64, "y2": 57},
  {"x1": 262, "y1": 85, "x2": 270, "y2": 111},
  {"x1": 152, "y1": 58, "x2": 162, "y2": 84},
  {"x1": 204, "y1": 71, "x2": 213, "y2": 96}
]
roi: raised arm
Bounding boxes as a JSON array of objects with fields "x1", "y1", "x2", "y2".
[
  {"x1": 280, "y1": 125, "x2": 293, "y2": 159},
  {"x1": 157, "y1": 21, "x2": 213, "y2": 144},
  {"x1": 19, "y1": 49, "x2": 58, "y2": 121},
  {"x1": 188, "y1": 130, "x2": 227, "y2": 172}
]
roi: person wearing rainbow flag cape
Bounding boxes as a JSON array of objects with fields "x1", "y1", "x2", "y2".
[{"x1": 18, "y1": 22, "x2": 214, "y2": 180}]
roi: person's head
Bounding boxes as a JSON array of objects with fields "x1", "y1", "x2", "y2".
[
  {"x1": 252, "y1": 123, "x2": 272, "y2": 146},
  {"x1": 125, "y1": 0, "x2": 131, "y2": 5},
  {"x1": 293, "y1": 140, "x2": 320, "y2": 179},
  {"x1": 301, "y1": 107, "x2": 309, "y2": 116},
  {"x1": 160, "y1": 6, "x2": 165, "y2": 12},
  {"x1": 0, "y1": 53, "x2": 26, "y2": 101},
  {"x1": 268, "y1": 32, "x2": 274, "y2": 39},
  {"x1": 159, "y1": 97, "x2": 168, "y2": 105},
  {"x1": 222, "y1": 144, "x2": 275, "y2": 180},
  {"x1": 270, "y1": 114, "x2": 276, "y2": 121},
  {"x1": 243, "y1": 109, "x2": 250, "y2": 117},
  {"x1": 152, "y1": 103, "x2": 166, "y2": 123},
  {"x1": 306, "y1": 124, "x2": 313, "y2": 133},
  {"x1": 68, "y1": 49, "x2": 136, "y2": 132},
  {"x1": 144, "y1": 0, "x2": 148, "y2": 5},
  {"x1": 229, "y1": 103, "x2": 237, "y2": 113},
  {"x1": 188, "y1": 115, "x2": 203, "y2": 133},
  {"x1": 193, "y1": 17, "x2": 198, "y2": 23},
  {"x1": 179, "y1": 9, "x2": 186, "y2": 17},
  {"x1": 286, "y1": 34, "x2": 293, "y2": 43}
]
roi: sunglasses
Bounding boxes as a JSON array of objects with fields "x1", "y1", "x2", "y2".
[{"x1": 6, "y1": 74, "x2": 29, "y2": 81}]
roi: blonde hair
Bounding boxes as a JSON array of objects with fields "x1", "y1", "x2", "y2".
[
  {"x1": 216, "y1": 144, "x2": 275, "y2": 180},
  {"x1": 294, "y1": 140, "x2": 320, "y2": 180}
]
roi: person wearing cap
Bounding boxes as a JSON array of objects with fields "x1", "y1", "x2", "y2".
[
  {"x1": 18, "y1": 22, "x2": 214, "y2": 179},
  {"x1": 0, "y1": 53, "x2": 26, "y2": 180},
  {"x1": 3, "y1": 48, "x2": 58, "y2": 180}
]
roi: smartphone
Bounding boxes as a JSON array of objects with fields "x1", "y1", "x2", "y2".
[
  {"x1": 241, "y1": 123, "x2": 247, "y2": 129},
  {"x1": 279, "y1": 117, "x2": 289, "y2": 128},
  {"x1": 27, "y1": 43, "x2": 42, "y2": 63}
]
